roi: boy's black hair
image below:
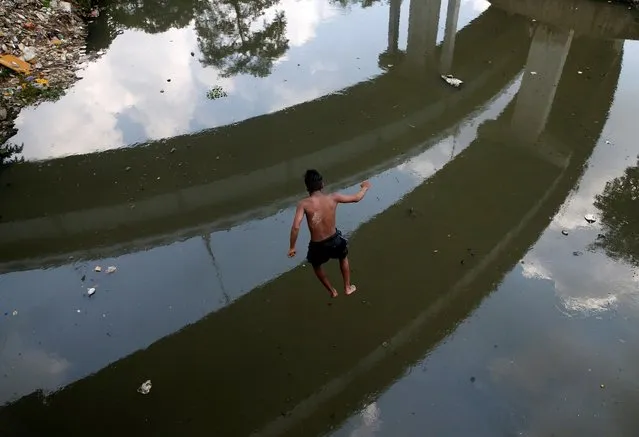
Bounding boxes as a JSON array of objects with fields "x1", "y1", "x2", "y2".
[{"x1": 304, "y1": 169, "x2": 323, "y2": 194}]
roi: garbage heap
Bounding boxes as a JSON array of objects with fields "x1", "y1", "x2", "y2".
[{"x1": 0, "y1": 0, "x2": 92, "y2": 145}]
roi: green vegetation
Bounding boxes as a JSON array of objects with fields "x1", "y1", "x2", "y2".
[
  {"x1": 17, "y1": 82, "x2": 66, "y2": 106},
  {"x1": 0, "y1": 143, "x2": 24, "y2": 167},
  {"x1": 206, "y1": 85, "x2": 228, "y2": 100}
]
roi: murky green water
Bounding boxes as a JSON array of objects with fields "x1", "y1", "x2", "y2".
[{"x1": 1, "y1": 0, "x2": 639, "y2": 434}]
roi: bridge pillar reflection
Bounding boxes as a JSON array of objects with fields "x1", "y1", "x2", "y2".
[
  {"x1": 440, "y1": 0, "x2": 461, "y2": 74},
  {"x1": 406, "y1": 0, "x2": 442, "y2": 67},
  {"x1": 511, "y1": 23, "x2": 573, "y2": 141}
]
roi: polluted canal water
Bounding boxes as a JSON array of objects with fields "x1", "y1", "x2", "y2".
[{"x1": 1, "y1": 0, "x2": 639, "y2": 435}]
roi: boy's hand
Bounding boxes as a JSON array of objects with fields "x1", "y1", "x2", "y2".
[
  {"x1": 361, "y1": 181, "x2": 371, "y2": 189},
  {"x1": 288, "y1": 247, "x2": 296, "y2": 258}
]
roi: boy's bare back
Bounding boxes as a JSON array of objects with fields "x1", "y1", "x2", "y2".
[{"x1": 301, "y1": 181, "x2": 372, "y2": 242}]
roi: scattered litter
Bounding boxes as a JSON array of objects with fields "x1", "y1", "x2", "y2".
[
  {"x1": 76, "y1": 309, "x2": 81, "y2": 313},
  {"x1": 12, "y1": 310, "x2": 18, "y2": 316},
  {"x1": 433, "y1": 250, "x2": 438, "y2": 253},
  {"x1": 59, "y1": 1, "x2": 72, "y2": 13},
  {"x1": 22, "y1": 47, "x2": 37, "y2": 62},
  {"x1": 600, "y1": 384, "x2": 605, "y2": 389},
  {"x1": 138, "y1": 380, "x2": 152, "y2": 395},
  {"x1": 578, "y1": 71, "x2": 583, "y2": 75},
  {"x1": 584, "y1": 214, "x2": 597, "y2": 224},
  {"x1": 441, "y1": 74, "x2": 463, "y2": 88},
  {"x1": 94, "y1": 266, "x2": 102, "y2": 272},
  {"x1": 530, "y1": 71, "x2": 537, "y2": 75},
  {"x1": 106, "y1": 266, "x2": 117, "y2": 274},
  {"x1": 605, "y1": 140, "x2": 611, "y2": 145},
  {"x1": 562, "y1": 230, "x2": 569, "y2": 236},
  {"x1": 0, "y1": 54, "x2": 31, "y2": 74},
  {"x1": 87, "y1": 287, "x2": 96, "y2": 296}
]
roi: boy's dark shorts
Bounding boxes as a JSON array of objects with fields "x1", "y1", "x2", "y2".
[{"x1": 307, "y1": 230, "x2": 348, "y2": 268}]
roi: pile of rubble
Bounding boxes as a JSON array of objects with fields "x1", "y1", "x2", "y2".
[{"x1": 0, "y1": 0, "x2": 94, "y2": 145}]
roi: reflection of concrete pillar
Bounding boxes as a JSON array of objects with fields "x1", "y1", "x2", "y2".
[
  {"x1": 388, "y1": 0, "x2": 402, "y2": 54},
  {"x1": 440, "y1": 0, "x2": 461, "y2": 74},
  {"x1": 406, "y1": 0, "x2": 442, "y2": 67},
  {"x1": 511, "y1": 24, "x2": 573, "y2": 140}
]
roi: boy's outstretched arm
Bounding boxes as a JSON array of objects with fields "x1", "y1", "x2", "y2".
[
  {"x1": 332, "y1": 181, "x2": 371, "y2": 204},
  {"x1": 288, "y1": 203, "x2": 304, "y2": 257}
]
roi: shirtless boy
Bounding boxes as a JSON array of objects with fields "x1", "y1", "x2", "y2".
[{"x1": 288, "y1": 169, "x2": 371, "y2": 298}]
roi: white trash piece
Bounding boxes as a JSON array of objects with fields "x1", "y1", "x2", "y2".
[
  {"x1": 441, "y1": 74, "x2": 463, "y2": 88},
  {"x1": 94, "y1": 266, "x2": 102, "y2": 272},
  {"x1": 87, "y1": 287, "x2": 96, "y2": 297},
  {"x1": 584, "y1": 214, "x2": 597, "y2": 224},
  {"x1": 106, "y1": 266, "x2": 117, "y2": 274},
  {"x1": 138, "y1": 380, "x2": 152, "y2": 395}
]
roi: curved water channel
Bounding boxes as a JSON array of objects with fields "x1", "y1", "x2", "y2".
[{"x1": 1, "y1": 0, "x2": 639, "y2": 435}]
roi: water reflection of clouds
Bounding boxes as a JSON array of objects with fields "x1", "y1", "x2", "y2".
[
  {"x1": 0, "y1": 332, "x2": 71, "y2": 405},
  {"x1": 10, "y1": 0, "x2": 372, "y2": 161},
  {"x1": 517, "y1": 42, "x2": 639, "y2": 318}
]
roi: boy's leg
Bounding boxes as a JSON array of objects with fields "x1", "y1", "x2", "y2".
[
  {"x1": 313, "y1": 265, "x2": 338, "y2": 298},
  {"x1": 339, "y1": 257, "x2": 356, "y2": 295}
]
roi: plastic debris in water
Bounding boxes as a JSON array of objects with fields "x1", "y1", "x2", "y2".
[
  {"x1": 138, "y1": 380, "x2": 152, "y2": 395},
  {"x1": 441, "y1": 74, "x2": 463, "y2": 88},
  {"x1": 87, "y1": 287, "x2": 96, "y2": 297},
  {"x1": 94, "y1": 266, "x2": 102, "y2": 272},
  {"x1": 0, "y1": 54, "x2": 31, "y2": 74},
  {"x1": 584, "y1": 214, "x2": 597, "y2": 224},
  {"x1": 12, "y1": 310, "x2": 18, "y2": 316},
  {"x1": 106, "y1": 266, "x2": 117, "y2": 274},
  {"x1": 562, "y1": 230, "x2": 569, "y2": 236}
]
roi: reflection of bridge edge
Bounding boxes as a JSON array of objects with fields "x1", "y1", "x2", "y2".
[{"x1": 0, "y1": 5, "x2": 532, "y2": 272}]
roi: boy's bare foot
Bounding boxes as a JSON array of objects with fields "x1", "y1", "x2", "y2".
[
  {"x1": 345, "y1": 285, "x2": 357, "y2": 295},
  {"x1": 330, "y1": 289, "x2": 338, "y2": 298}
]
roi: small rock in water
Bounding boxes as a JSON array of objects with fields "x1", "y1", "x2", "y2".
[
  {"x1": 106, "y1": 266, "x2": 117, "y2": 274},
  {"x1": 562, "y1": 230, "x2": 569, "y2": 236},
  {"x1": 94, "y1": 266, "x2": 102, "y2": 272},
  {"x1": 138, "y1": 380, "x2": 152, "y2": 395},
  {"x1": 584, "y1": 214, "x2": 597, "y2": 224},
  {"x1": 441, "y1": 74, "x2": 463, "y2": 88},
  {"x1": 573, "y1": 251, "x2": 583, "y2": 257},
  {"x1": 87, "y1": 287, "x2": 96, "y2": 296}
]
